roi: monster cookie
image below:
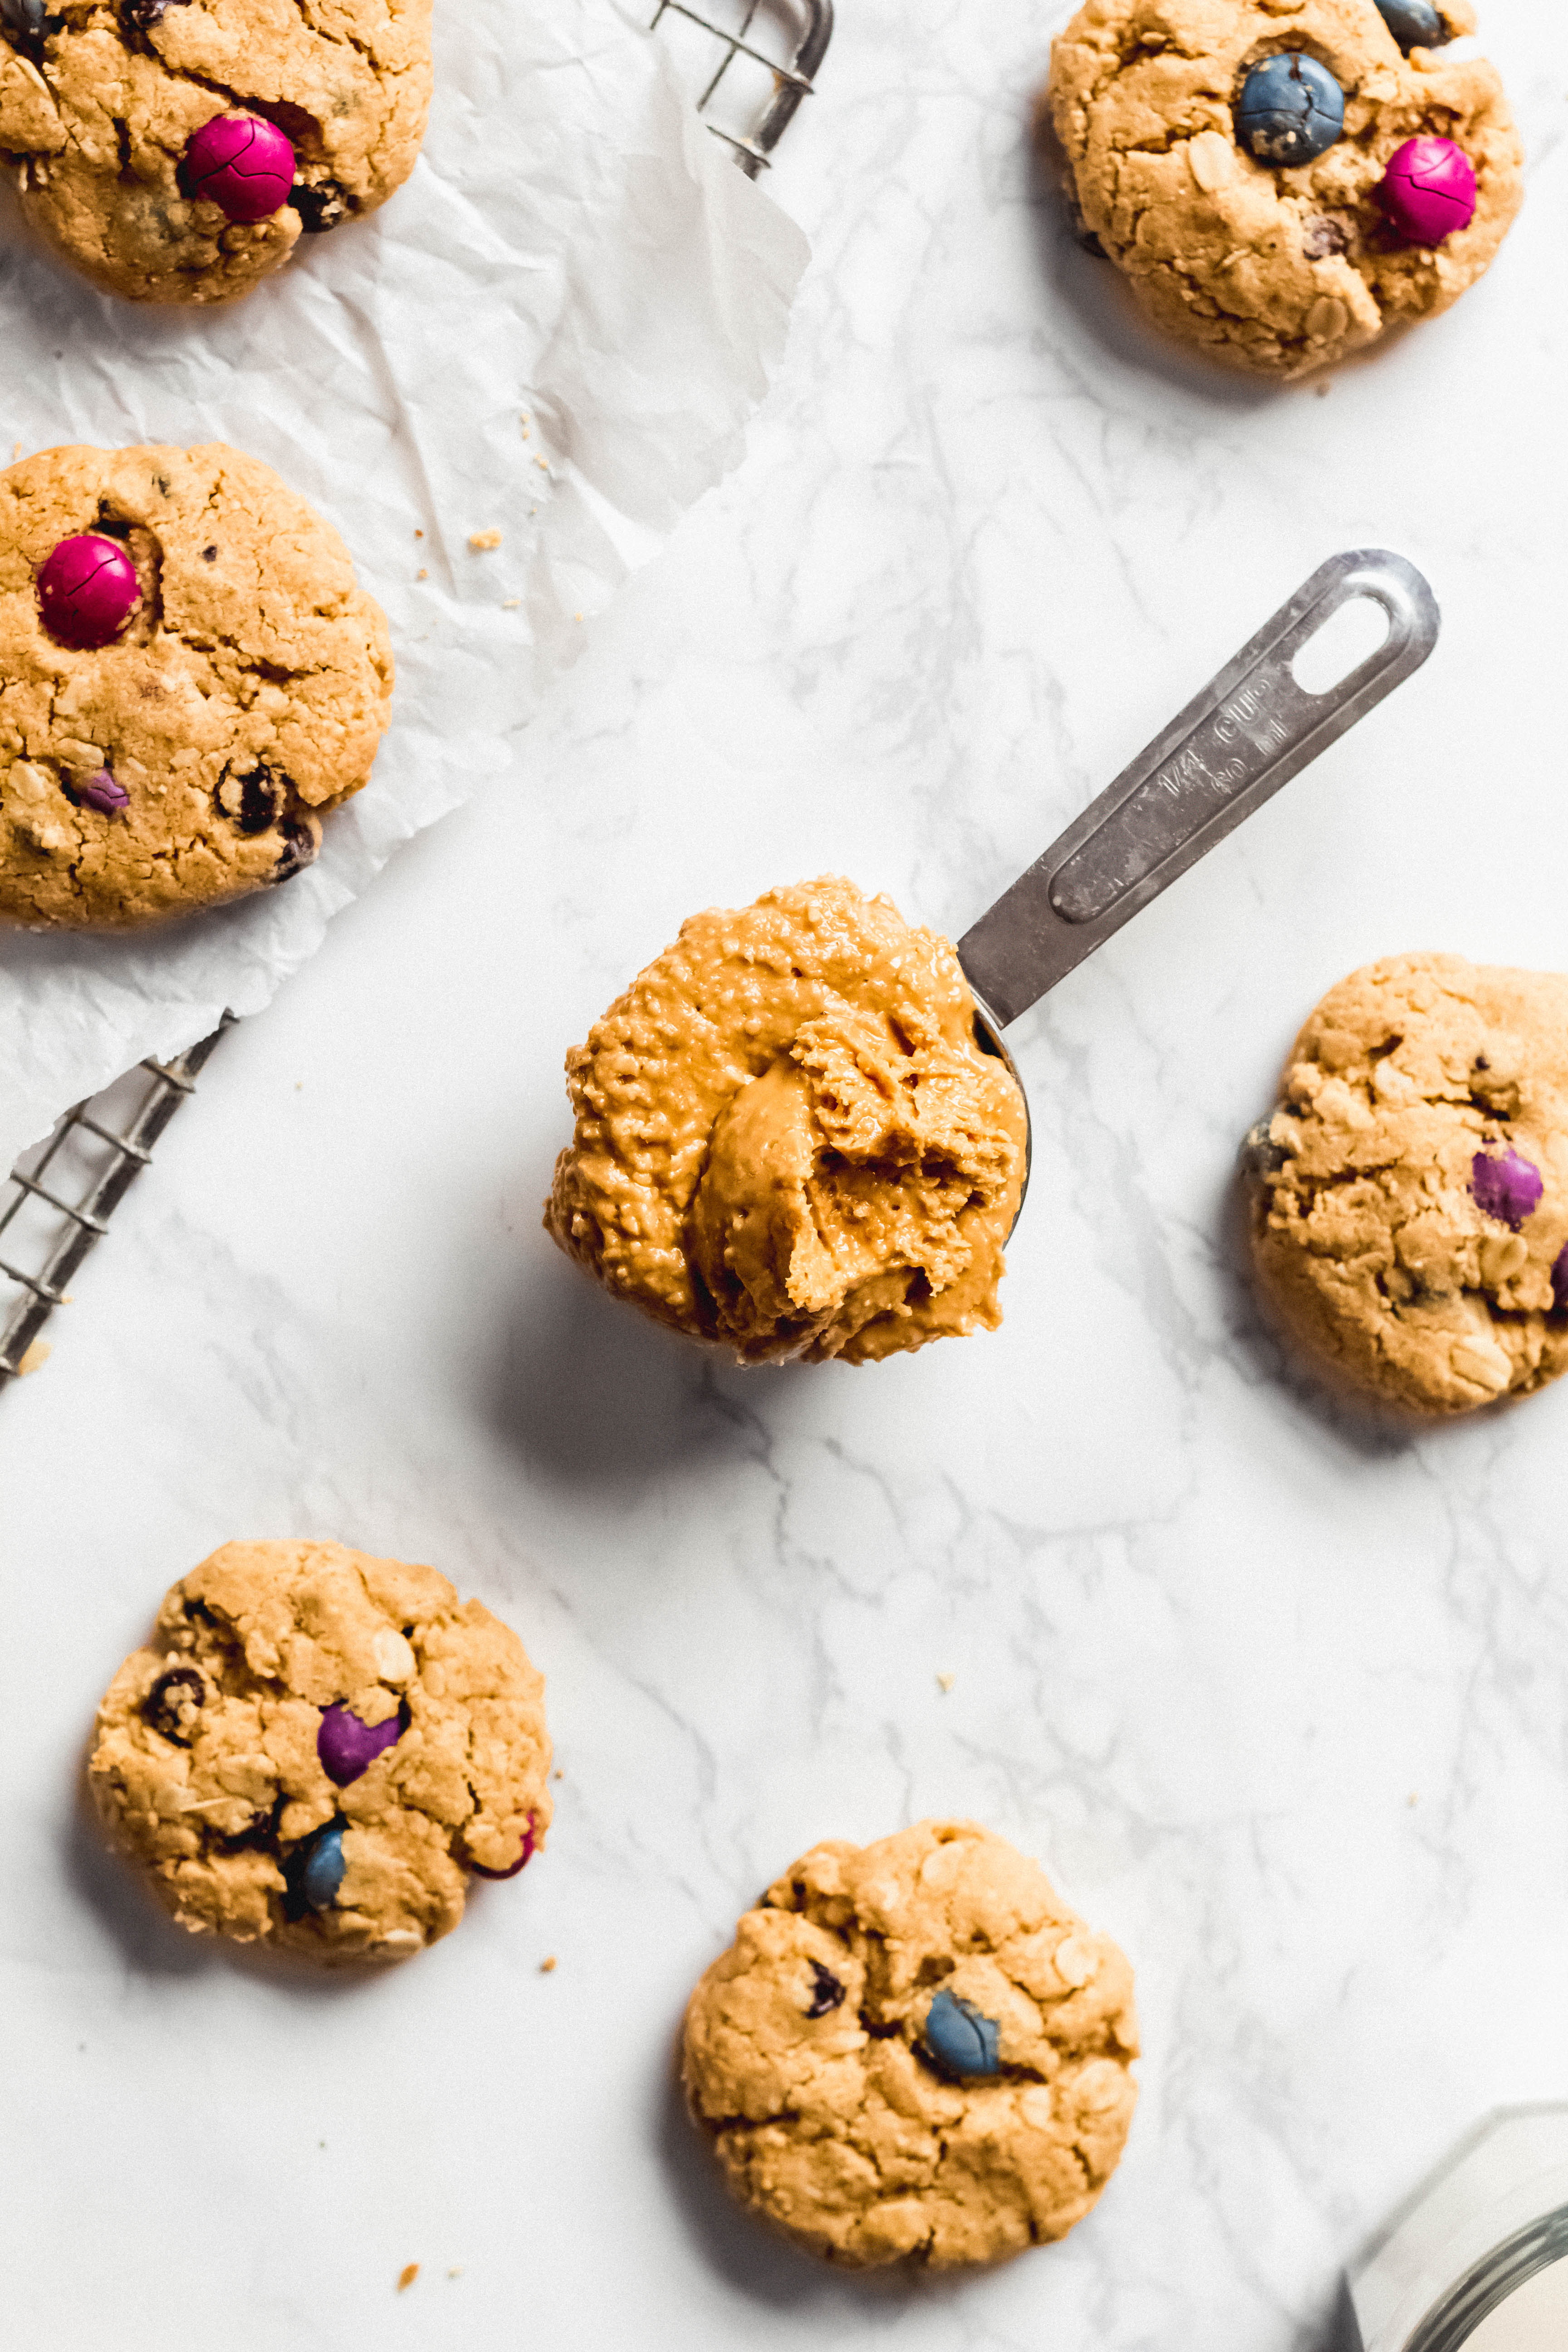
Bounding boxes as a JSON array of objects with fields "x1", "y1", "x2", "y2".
[
  {"x1": 0, "y1": 0, "x2": 431, "y2": 304},
  {"x1": 1245, "y1": 955, "x2": 1568, "y2": 1415},
  {"x1": 0, "y1": 443, "x2": 392, "y2": 928},
  {"x1": 1045, "y1": 0, "x2": 1523, "y2": 378},
  {"x1": 681, "y1": 1820, "x2": 1139, "y2": 2269},
  {"x1": 89, "y1": 1539, "x2": 552, "y2": 1961},
  {"x1": 545, "y1": 877, "x2": 1029, "y2": 1366}
]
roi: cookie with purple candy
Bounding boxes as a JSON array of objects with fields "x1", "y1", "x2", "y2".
[
  {"x1": 0, "y1": 441, "x2": 391, "y2": 928},
  {"x1": 0, "y1": 0, "x2": 431, "y2": 304},
  {"x1": 89, "y1": 1539, "x2": 553, "y2": 1963},
  {"x1": 1245, "y1": 955, "x2": 1568, "y2": 1415}
]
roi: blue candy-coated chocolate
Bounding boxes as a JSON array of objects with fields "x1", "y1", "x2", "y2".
[
  {"x1": 1374, "y1": 0, "x2": 1448, "y2": 52},
  {"x1": 0, "y1": 0, "x2": 50, "y2": 38},
  {"x1": 1236, "y1": 54, "x2": 1346, "y2": 167},
  {"x1": 921, "y1": 1989, "x2": 1001, "y2": 2079},
  {"x1": 298, "y1": 1822, "x2": 347, "y2": 1913}
]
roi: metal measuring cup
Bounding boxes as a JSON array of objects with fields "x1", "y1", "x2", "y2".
[{"x1": 954, "y1": 549, "x2": 1443, "y2": 1223}]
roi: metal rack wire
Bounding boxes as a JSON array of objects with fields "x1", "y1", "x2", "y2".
[
  {"x1": 652, "y1": 0, "x2": 831, "y2": 174},
  {"x1": 0, "y1": 1020, "x2": 235, "y2": 1386},
  {"x1": 0, "y1": 0, "x2": 832, "y2": 1394}
]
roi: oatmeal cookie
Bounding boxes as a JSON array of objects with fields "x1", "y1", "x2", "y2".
[
  {"x1": 89, "y1": 1539, "x2": 552, "y2": 1962},
  {"x1": 1245, "y1": 954, "x2": 1568, "y2": 1414},
  {"x1": 681, "y1": 1820, "x2": 1139, "y2": 2268},
  {"x1": 0, "y1": 0, "x2": 431, "y2": 304},
  {"x1": 1045, "y1": 0, "x2": 1523, "y2": 377},
  {"x1": 0, "y1": 441, "x2": 392, "y2": 928}
]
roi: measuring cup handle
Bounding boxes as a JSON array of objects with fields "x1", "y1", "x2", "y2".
[{"x1": 957, "y1": 549, "x2": 1441, "y2": 1028}]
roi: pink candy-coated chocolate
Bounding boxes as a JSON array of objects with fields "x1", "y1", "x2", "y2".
[
  {"x1": 185, "y1": 114, "x2": 295, "y2": 225},
  {"x1": 317, "y1": 1701, "x2": 403, "y2": 1787},
  {"x1": 37, "y1": 534, "x2": 140, "y2": 649},
  {"x1": 1379, "y1": 136, "x2": 1477, "y2": 246},
  {"x1": 469, "y1": 1817, "x2": 537, "y2": 1881},
  {"x1": 78, "y1": 769, "x2": 129, "y2": 817},
  {"x1": 1470, "y1": 1147, "x2": 1544, "y2": 1232}
]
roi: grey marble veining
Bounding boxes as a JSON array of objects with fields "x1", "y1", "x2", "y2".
[{"x1": 2, "y1": 2, "x2": 1566, "y2": 2345}]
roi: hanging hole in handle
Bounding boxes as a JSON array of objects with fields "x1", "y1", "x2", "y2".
[{"x1": 1291, "y1": 594, "x2": 1392, "y2": 697}]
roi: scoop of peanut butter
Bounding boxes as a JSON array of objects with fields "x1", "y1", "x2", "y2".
[{"x1": 544, "y1": 877, "x2": 1028, "y2": 1365}]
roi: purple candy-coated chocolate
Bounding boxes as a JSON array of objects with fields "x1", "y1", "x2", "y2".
[
  {"x1": 77, "y1": 769, "x2": 129, "y2": 816},
  {"x1": 185, "y1": 113, "x2": 295, "y2": 225},
  {"x1": 1553, "y1": 1246, "x2": 1568, "y2": 1316},
  {"x1": 470, "y1": 1818, "x2": 537, "y2": 1881},
  {"x1": 317, "y1": 1701, "x2": 403, "y2": 1787},
  {"x1": 37, "y1": 534, "x2": 140, "y2": 649},
  {"x1": 1470, "y1": 1147, "x2": 1544, "y2": 1232},
  {"x1": 1379, "y1": 136, "x2": 1477, "y2": 246}
]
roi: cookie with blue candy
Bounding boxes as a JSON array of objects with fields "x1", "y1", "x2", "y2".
[
  {"x1": 681, "y1": 1818, "x2": 1138, "y2": 2268},
  {"x1": 89, "y1": 1539, "x2": 552, "y2": 1962},
  {"x1": 1045, "y1": 0, "x2": 1522, "y2": 377}
]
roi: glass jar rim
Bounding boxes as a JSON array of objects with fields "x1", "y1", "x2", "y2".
[{"x1": 1405, "y1": 2209, "x2": 1568, "y2": 2352}]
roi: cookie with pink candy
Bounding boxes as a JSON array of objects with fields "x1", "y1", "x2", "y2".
[
  {"x1": 0, "y1": 0, "x2": 432, "y2": 303},
  {"x1": 1, "y1": 441, "x2": 392, "y2": 930}
]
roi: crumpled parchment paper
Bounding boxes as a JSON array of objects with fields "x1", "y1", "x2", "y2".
[{"x1": 0, "y1": 0, "x2": 806, "y2": 1169}]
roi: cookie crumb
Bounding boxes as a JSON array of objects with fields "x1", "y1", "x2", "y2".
[
  {"x1": 936, "y1": 1671, "x2": 955, "y2": 1693},
  {"x1": 1408, "y1": 1792, "x2": 1419, "y2": 1807},
  {"x1": 469, "y1": 528, "x2": 503, "y2": 552},
  {"x1": 17, "y1": 1339, "x2": 51, "y2": 1376},
  {"x1": 397, "y1": 2264, "x2": 419, "y2": 2293},
  {"x1": 553, "y1": 1767, "x2": 564, "y2": 1780},
  {"x1": 540, "y1": 1955, "x2": 557, "y2": 1973},
  {"x1": 12, "y1": 441, "x2": 20, "y2": 461},
  {"x1": 534, "y1": 457, "x2": 549, "y2": 473},
  {"x1": 1315, "y1": 382, "x2": 1331, "y2": 397},
  {"x1": 414, "y1": 528, "x2": 423, "y2": 539},
  {"x1": 416, "y1": 568, "x2": 428, "y2": 580},
  {"x1": 447, "y1": 2266, "x2": 463, "y2": 2280},
  {"x1": 502, "y1": 598, "x2": 521, "y2": 610}
]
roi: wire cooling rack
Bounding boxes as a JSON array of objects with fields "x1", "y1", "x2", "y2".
[
  {"x1": 0, "y1": 1020, "x2": 236, "y2": 1386},
  {"x1": 0, "y1": 0, "x2": 832, "y2": 1393},
  {"x1": 652, "y1": 0, "x2": 831, "y2": 174}
]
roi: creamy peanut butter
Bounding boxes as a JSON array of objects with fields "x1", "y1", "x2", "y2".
[{"x1": 544, "y1": 877, "x2": 1029, "y2": 1365}]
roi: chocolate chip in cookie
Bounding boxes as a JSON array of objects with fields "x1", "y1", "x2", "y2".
[
  {"x1": 119, "y1": 0, "x2": 187, "y2": 32},
  {"x1": 271, "y1": 817, "x2": 319, "y2": 883},
  {"x1": 217, "y1": 760, "x2": 284, "y2": 837},
  {"x1": 291, "y1": 177, "x2": 354, "y2": 235},
  {"x1": 143, "y1": 1666, "x2": 206, "y2": 1744},
  {"x1": 1302, "y1": 216, "x2": 1352, "y2": 260},
  {"x1": 805, "y1": 1959, "x2": 845, "y2": 2017}
]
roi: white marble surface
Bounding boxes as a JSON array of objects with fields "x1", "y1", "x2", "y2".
[{"x1": 3, "y1": 3, "x2": 1568, "y2": 2346}]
